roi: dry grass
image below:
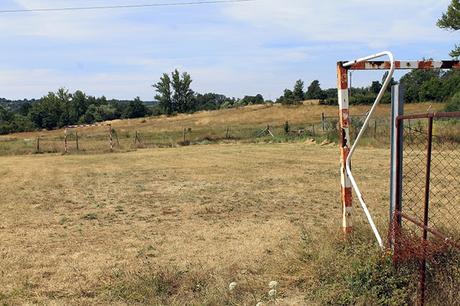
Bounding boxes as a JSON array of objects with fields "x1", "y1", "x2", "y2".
[
  {"x1": 0, "y1": 142, "x2": 396, "y2": 305},
  {"x1": 0, "y1": 102, "x2": 443, "y2": 156}
]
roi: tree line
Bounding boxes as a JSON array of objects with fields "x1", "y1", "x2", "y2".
[{"x1": 1, "y1": 66, "x2": 459, "y2": 135}]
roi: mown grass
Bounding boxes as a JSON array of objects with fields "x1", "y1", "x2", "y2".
[
  {"x1": 0, "y1": 102, "x2": 458, "y2": 305},
  {"x1": 0, "y1": 102, "x2": 444, "y2": 156}
]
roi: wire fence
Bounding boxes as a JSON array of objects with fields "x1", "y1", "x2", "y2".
[{"x1": 390, "y1": 112, "x2": 460, "y2": 305}]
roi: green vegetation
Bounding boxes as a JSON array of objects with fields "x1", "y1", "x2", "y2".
[{"x1": 438, "y1": 0, "x2": 460, "y2": 58}]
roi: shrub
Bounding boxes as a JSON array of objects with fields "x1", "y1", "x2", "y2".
[{"x1": 445, "y1": 91, "x2": 460, "y2": 112}]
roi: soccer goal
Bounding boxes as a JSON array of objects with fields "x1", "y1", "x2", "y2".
[
  {"x1": 64, "y1": 123, "x2": 114, "y2": 154},
  {"x1": 336, "y1": 51, "x2": 460, "y2": 249}
]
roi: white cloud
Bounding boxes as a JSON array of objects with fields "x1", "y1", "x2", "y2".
[{"x1": 223, "y1": 0, "x2": 452, "y2": 47}]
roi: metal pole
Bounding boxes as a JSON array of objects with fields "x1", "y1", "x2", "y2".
[
  {"x1": 393, "y1": 117, "x2": 404, "y2": 262},
  {"x1": 419, "y1": 116, "x2": 434, "y2": 306},
  {"x1": 344, "y1": 51, "x2": 396, "y2": 248},
  {"x1": 390, "y1": 84, "x2": 404, "y2": 242},
  {"x1": 337, "y1": 62, "x2": 353, "y2": 234}
]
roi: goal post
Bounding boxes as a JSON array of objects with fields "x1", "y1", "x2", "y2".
[
  {"x1": 336, "y1": 52, "x2": 460, "y2": 247},
  {"x1": 64, "y1": 123, "x2": 113, "y2": 153}
]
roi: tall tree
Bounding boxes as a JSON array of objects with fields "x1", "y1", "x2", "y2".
[
  {"x1": 293, "y1": 79, "x2": 305, "y2": 101},
  {"x1": 437, "y1": 0, "x2": 460, "y2": 58},
  {"x1": 153, "y1": 73, "x2": 173, "y2": 115},
  {"x1": 171, "y1": 69, "x2": 194, "y2": 113},
  {"x1": 154, "y1": 70, "x2": 194, "y2": 114},
  {"x1": 305, "y1": 80, "x2": 325, "y2": 99}
]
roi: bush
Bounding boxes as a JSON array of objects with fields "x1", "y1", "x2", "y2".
[
  {"x1": 445, "y1": 91, "x2": 460, "y2": 112},
  {"x1": 302, "y1": 227, "x2": 417, "y2": 305}
]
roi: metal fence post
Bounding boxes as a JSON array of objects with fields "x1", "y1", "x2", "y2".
[
  {"x1": 419, "y1": 116, "x2": 434, "y2": 306},
  {"x1": 390, "y1": 85, "x2": 404, "y2": 245}
]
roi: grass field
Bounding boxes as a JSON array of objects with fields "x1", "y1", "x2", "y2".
[
  {"x1": 0, "y1": 142, "x2": 396, "y2": 305},
  {"x1": 0, "y1": 102, "x2": 443, "y2": 156},
  {"x1": 1, "y1": 102, "x2": 457, "y2": 305}
]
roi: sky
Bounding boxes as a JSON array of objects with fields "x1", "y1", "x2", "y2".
[{"x1": 0, "y1": 0, "x2": 457, "y2": 100}]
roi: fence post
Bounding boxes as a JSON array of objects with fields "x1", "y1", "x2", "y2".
[
  {"x1": 134, "y1": 131, "x2": 139, "y2": 146},
  {"x1": 64, "y1": 128, "x2": 68, "y2": 154},
  {"x1": 337, "y1": 62, "x2": 353, "y2": 234},
  {"x1": 183, "y1": 128, "x2": 186, "y2": 142},
  {"x1": 374, "y1": 120, "x2": 377, "y2": 138},
  {"x1": 75, "y1": 131, "x2": 79, "y2": 151},
  {"x1": 108, "y1": 125, "x2": 113, "y2": 151},
  {"x1": 36, "y1": 136, "x2": 40, "y2": 153},
  {"x1": 419, "y1": 116, "x2": 434, "y2": 306},
  {"x1": 226, "y1": 127, "x2": 230, "y2": 139},
  {"x1": 390, "y1": 84, "x2": 404, "y2": 247},
  {"x1": 115, "y1": 130, "x2": 120, "y2": 146},
  {"x1": 321, "y1": 112, "x2": 325, "y2": 131}
]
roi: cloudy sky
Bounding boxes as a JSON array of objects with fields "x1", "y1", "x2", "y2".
[{"x1": 0, "y1": 0, "x2": 457, "y2": 100}]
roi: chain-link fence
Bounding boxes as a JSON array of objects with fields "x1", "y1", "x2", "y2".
[{"x1": 391, "y1": 112, "x2": 460, "y2": 305}]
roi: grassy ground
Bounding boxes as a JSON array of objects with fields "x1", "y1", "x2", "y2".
[
  {"x1": 0, "y1": 142, "x2": 396, "y2": 305},
  {"x1": 0, "y1": 102, "x2": 457, "y2": 305},
  {"x1": 0, "y1": 144, "x2": 388, "y2": 303},
  {"x1": 0, "y1": 102, "x2": 443, "y2": 156}
]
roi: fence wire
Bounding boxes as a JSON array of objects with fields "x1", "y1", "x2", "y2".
[{"x1": 392, "y1": 113, "x2": 460, "y2": 305}]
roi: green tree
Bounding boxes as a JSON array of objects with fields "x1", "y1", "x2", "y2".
[
  {"x1": 171, "y1": 69, "x2": 195, "y2": 113},
  {"x1": 306, "y1": 80, "x2": 325, "y2": 100},
  {"x1": 370, "y1": 81, "x2": 382, "y2": 94},
  {"x1": 277, "y1": 89, "x2": 296, "y2": 105},
  {"x1": 123, "y1": 97, "x2": 149, "y2": 118},
  {"x1": 153, "y1": 73, "x2": 173, "y2": 115},
  {"x1": 446, "y1": 91, "x2": 460, "y2": 111},
  {"x1": 293, "y1": 79, "x2": 305, "y2": 101},
  {"x1": 30, "y1": 91, "x2": 64, "y2": 129},
  {"x1": 153, "y1": 70, "x2": 195, "y2": 114},
  {"x1": 437, "y1": 0, "x2": 460, "y2": 58},
  {"x1": 400, "y1": 69, "x2": 440, "y2": 102}
]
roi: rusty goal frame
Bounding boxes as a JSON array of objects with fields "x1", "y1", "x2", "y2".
[{"x1": 336, "y1": 51, "x2": 460, "y2": 247}]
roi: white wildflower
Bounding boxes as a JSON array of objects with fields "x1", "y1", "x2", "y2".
[
  {"x1": 269, "y1": 280, "x2": 278, "y2": 289},
  {"x1": 268, "y1": 289, "x2": 277, "y2": 298},
  {"x1": 229, "y1": 282, "x2": 237, "y2": 291}
]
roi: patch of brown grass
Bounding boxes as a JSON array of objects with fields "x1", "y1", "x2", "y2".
[{"x1": 0, "y1": 142, "x2": 397, "y2": 304}]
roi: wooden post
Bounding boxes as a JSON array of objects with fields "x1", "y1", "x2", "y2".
[
  {"x1": 312, "y1": 124, "x2": 315, "y2": 136},
  {"x1": 64, "y1": 128, "x2": 68, "y2": 154},
  {"x1": 36, "y1": 136, "x2": 40, "y2": 153},
  {"x1": 226, "y1": 127, "x2": 230, "y2": 139},
  {"x1": 374, "y1": 120, "x2": 378, "y2": 138},
  {"x1": 115, "y1": 130, "x2": 120, "y2": 146},
  {"x1": 75, "y1": 131, "x2": 79, "y2": 151},
  {"x1": 321, "y1": 112, "x2": 325, "y2": 131},
  {"x1": 108, "y1": 125, "x2": 113, "y2": 151},
  {"x1": 183, "y1": 128, "x2": 186, "y2": 142},
  {"x1": 134, "y1": 131, "x2": 138, "y2": 146}
]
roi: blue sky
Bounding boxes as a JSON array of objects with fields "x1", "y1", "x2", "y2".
[{"x1": 0, "y1": 0, "x2": 457, "y2": 100}]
